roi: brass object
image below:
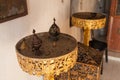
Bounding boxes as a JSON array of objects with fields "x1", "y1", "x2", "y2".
[
  {"x1": 72, "y1": 12, "x2": 106, "y2": 46},
  {"x1": 49, "y1": 18, "x2": 60, "y2": 41},
  {"x1": 16, "y1": 32, "x2": 78, "y2": 80},
  {"x1": 32, "y1": 29, "x2": 42, "y2": 56},
  {"x1": 55, "y1": 42, "x2": 103, "y2": 80}
]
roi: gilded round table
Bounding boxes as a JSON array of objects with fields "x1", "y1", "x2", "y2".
[
  {"x1": 16, "y1": 32, "x2": 78, "y2": 80},
  {"x1": 72, "y1": 12, "x2": 106, "y2": 46}
]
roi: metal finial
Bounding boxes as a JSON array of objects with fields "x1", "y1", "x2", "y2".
[
  {"x1": 53, "y1": 18, "x2": 56, "y2": 23},
  {"x1": 32, "y1": 29, "x2": 42, "y2": 56},
  {"x1": 49, "y1": 18, "x2": 60, "y2": 41},
  {"x1": 33, "y1": 29, "x2": 36, "y2": 34}
]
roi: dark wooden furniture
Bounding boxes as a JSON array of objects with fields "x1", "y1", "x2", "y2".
[
  {"x1": 108, "y1": 0, "x2": 120, "y2": 52},
  {"x1": 89, "y1": 30, "x2": 108, "y2": 74},
  {"x1": 89, "y1": 39, "x2": 108, "y2": 75},
  {"x1": 55, "y1": 42, "x2": 103, "y2": 80},
  {"x1": 89, "y1": 39, "x2": 108, "y2": 63},
  {"x1": 89, "y1": 30, "x2": 108, "y2": 63}
]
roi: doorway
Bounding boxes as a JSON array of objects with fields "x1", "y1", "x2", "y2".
[{"x1": 94, "y1": 0, "x2": 111, "y2": 42}]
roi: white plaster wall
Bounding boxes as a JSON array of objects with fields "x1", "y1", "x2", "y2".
[
  {"x1": 27, "y1": 0, "x2": 71, "y2": 34},
  {"x1": 0, "y1": 0, "x2": 102, "y2": 80},
  {"x1": 0, "y1": 0, "x2": 71, "y2": 80}
]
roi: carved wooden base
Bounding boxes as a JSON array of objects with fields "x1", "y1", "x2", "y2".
[{"x1": 55, "y1": 62, "x2": 101, "y2": 80}]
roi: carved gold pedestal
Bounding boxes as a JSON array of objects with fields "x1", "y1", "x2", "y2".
[
  {"x1": 44, "y1": 74, "x2": 54, "y2": 80},
  {"x1": 72, "y1": 12, "x2": 106, "y2": 46},
  {"x1": 16, "y1": 32, "x2": 78, "y2": 80}
]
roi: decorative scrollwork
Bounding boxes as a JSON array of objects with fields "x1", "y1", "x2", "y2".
[{"x1": 16, "y1": 47, "x2": 78, "y2": 76}]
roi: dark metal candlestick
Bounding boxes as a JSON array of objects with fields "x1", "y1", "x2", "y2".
[{"x1": 32, "y1": 29, "x2": 42, "y2": 56}]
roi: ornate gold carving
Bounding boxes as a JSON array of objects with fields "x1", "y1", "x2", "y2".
[
  {"x1": 72, "y1": 13, "x2": 106, "y2": 46},
  {"x1": 72, "y1": 16, "x2": 106, "y2": 29},
  {"x1": 16, "y1": 46, "x2": 78, "y2": 79}
]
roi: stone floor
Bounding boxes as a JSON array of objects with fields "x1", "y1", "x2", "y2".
[
  {"x1": 101, "y1": 59, "x2": 120, "y2": 80},
  {"x1": 101, "y1": 51, "x2": 120, "y2": 80}
]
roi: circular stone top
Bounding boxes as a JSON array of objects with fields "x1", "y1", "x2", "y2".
[
  {"x1": 72, "y1": 12, "x2": 106, "y2": 20},
  {"x1": 16, "y1": 32, "x2": 77, "y2": 59}
]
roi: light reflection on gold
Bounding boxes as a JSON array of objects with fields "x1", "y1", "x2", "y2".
[
  {"x1": 16, "y1": 46, "x2": 78, "y2": 80},
  {"x1": 72, "y1": 13, "x2": 106, "y2": 46}
]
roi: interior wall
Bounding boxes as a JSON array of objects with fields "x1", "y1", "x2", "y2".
[
  {"x1": 0, "y1": 0, "x2": 105, "y2": 80},
  {"x1": 0, "y1": 0, "x2": 71, "y2": 80},
  {"x1": 27, "y1": 0, "x2": 72, "y2": 34},
  {"x1": 0, "y1": 11, "x2": 30, "y2": 80}
]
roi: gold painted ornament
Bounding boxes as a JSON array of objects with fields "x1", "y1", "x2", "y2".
[{"x1": 72, "y1": 12, "x2": 106, "y2": 46}]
